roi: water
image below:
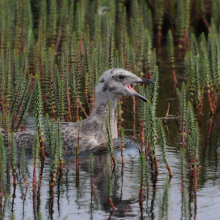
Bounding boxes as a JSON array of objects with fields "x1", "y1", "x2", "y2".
[{"x1": 3, "y1": 48, "x2": 220, "y2": 219}]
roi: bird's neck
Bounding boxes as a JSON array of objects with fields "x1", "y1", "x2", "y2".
[{"x1": 92, "y1": 92, "x2": 118, "y2": 138}]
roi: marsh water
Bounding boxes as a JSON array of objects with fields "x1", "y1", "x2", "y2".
[{"x1": 4, "y1": 48, "x2": 220, "y2": 220}]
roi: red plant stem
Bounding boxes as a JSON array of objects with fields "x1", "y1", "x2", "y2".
[
  {"x1": 178, "y1": 40, "x2": 183, "y2": 49},
  {"x1": 37, "y1": 158, "x2": 45, "y2": 205},
  {"x1": 76, "y1": 166, "x2": 80, "y2": 188},
  {"x1": 182, "y1": 128, "x2": 185, "y2": 149},
  {"x1": 76, "y1": 101, "x2": 79, "y2": 122},
  {"x1": 121, "y1": 138, "x2": 124, "y2": 164},
  {"x1": 157, "y1": 27, "x2": 161, "y2": 51},
  {"x1": 33, "y1": 156, "x2": 37, "y2": 192},
  {"x1": 202, "y1": 16, "x2": 210, "y2": 31},
  {"x1": 108, "y1": 209, "x2": 115, "y2": 219},
  {"x1": 175, "y1": 105, "x2": 180, "y2": 119},
  {"x1": 108, "y1": 196, "x2": 115, "y2": 210},
  {"x1": 48, "y1": 79, "x2": 56, "y2": 120},
  {"x1": 194, "y1": 190, "x2": 197, "y2": 219},
  {"x1": 120, "y1": 163, "x2": 124, "y2": 199},
  {"x1": 22, "y1": 173, "x2": 28, "y2": 189},
  {"x1": 207, "y1": 91, "x2": 214, "y2": 113},
  {"x1": 166, "y1": 162, "x2": 173, "y2": 177},
  {"x1": 38, "y1": 128, "x2": 45, "y2": 158},
  {"x1": 80, "y1": 38, "x2": 84, "y2": 55},
  {"x1": 181, "y1": 152, "x2": 184, "y2": 193},
  {"x1": 139, "y1": 187, "x2": 144, "y2": 219},
  {"x1": 132, "y1": 91, "x2": 136, "y2": 136},
  {"x1": 66, "y1": 85, "x2": 72, "y2": 122},
  {"x1": 85, "y1": 90, "x2": 91, "y2": 115},
  {"x1": 80, "y1": 104, "x2": 88, "y2": 118},
  {"x1": 76, "y1": 156, "x2": 78, "y2": 168},
  {"x1": 140, "y1": 121, "x2": 144, "y2": 152},
  {"x1": 13, "y1": 169, "x2": 17, "y2": 185},
  {"x1": 54, "y1": 27, "x2": 61, "y2": 57},
  {"x1": 171, "y1": 64, "x2": 177, "y2": 83},
  {"x1": 145, "y1": 138, "x2": 149, "y2": 161},
  {"x1": 33, "y1": 188, "x2": 36, "y2": 220},
  {"x1": 111, "y1": 155, "x2": 116, "y2": 171},
  {"x1": 153, "y1": 150, "x2": 158, "y2": 172},
  {"x1": 91, "y1": 172, "x2": 94, "y2": 194},
  {"x1": 11, "y1": 183, "x2": 17, "y2": 212}
]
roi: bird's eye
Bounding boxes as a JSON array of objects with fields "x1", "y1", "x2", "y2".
[{"x1": 118, "y1": 75, "x2": 126, "y2": 80}]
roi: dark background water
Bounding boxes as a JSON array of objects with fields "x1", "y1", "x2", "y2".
[{"x1": 4, "y1": 48, "x2": 220, "y2": 220}]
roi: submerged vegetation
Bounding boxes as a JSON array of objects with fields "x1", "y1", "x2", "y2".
[{"x1": 0, "y1": 0, "x2": 219, "y2": 219}]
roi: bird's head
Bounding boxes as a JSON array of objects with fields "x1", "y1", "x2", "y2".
[{"x1": 96, "y1": 68, "x2": 155, "y2": 102}]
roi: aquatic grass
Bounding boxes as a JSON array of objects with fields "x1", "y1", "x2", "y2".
[
  {"x1": 90, "y1": 153, "x2": 94, "y2": 192},
  {"x1": 158, "y1": 177, "x2": 170, "y2": 219},
  {"x1": 157, "y1": 119, "x2": 173, "y2": 177},
  {"x1": 0, "y1": 133, "x2": 6, "y2": 202},
  {"x1": 107, "y1": 162, "x2": 115, "y2": 210},
  {"x1": 155, "y1": 0, "x2": 165, "y2": 51},
  {"x1": 176, "y1": 82, "x2": 187, "y2": 148},
  {"x1": 76, "y1": 117, "x2": 82, "y2": 167},
  {"x1": 139, "y1": 152, "x2": 146, "y2": 202},
  {"x1": 167, "y1": 30, "x2": 177, "y2": 83},
  {"x1": 20, "y1": 145, "x2": 28, "y2": 189},
  {"x1": 34, "y1": 74, "x2": 45, "y2": 158},
  {"x1": 145, "y1": 66, "x2": 159, "y2": 170},
  {"x1": 138, "y1": 85, "x2": 147, "y2": 152},
  {"x1": 32, "y1": 134, "x2": 39, "y2": 192},
  {"x1": 10, "y1": 133, "x2": 17, "y2": 185},
  {"x1": 45, "y1": 113, "x2": 55, "y2": 153}
]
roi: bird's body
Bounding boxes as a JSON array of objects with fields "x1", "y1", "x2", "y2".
[{"x1": 7, "y1": 69, "x2": 154, "y2": 155}]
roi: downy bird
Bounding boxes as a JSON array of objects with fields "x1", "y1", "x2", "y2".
[{"x1": 10, "y1": 68, "x2": 154, "y2": 155}]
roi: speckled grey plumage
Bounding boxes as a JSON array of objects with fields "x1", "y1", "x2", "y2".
[{"x1": 3, "y1": 68, "x2": 153, "y2": 155}]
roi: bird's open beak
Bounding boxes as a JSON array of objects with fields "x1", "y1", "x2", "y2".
[
  {"x1": 125, "y1": 78, "x2": 155, "y2": 102},
  {"x1": 134, "y1": 78, "x2": 155, "y2": 85}
]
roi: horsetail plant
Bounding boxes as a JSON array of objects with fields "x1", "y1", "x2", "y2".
[
  {"x1": 90, "y1": 153, "x2": 94, "y2": 192},
  {"x1": 145, "y1": 66, "x2": 159, "y2": 168},
  {"x1": 146, "y1": 100, "x2": 158, "y2": 171},
  {"x1": 76, "y1": 117, "x2": 82, "y2": 167},
  {"x1": 155, "y1": 0, "x2": 165, "y2": 51},
  {"x1": 176, "y1": 82, "x2": 187, "y2": 148},
  {"x1": 200, "y1": 42, "x2": 214, "y2": 113},
  {"x1": 33, "y1": 134, "x2": 39, "y2": 192},
  {"x1": 139, "y1": 151, "x2": 146, "y2": 201},
  {"x1": 55, "y1": 118, "x2": 64, "y2": 170},
  {"x1": 138, "y1": 85, "x2": 147, "y2": 152},
  {"x1": 10, "y1": 133, "x2": 17, "y2": 185},
  {"x1": 157, "y1": 119, "x2": 173, "y2": 177},
  {"x1": 0, "y1": 134, "x2": 6, "y2": 199},
  {"x1": 167, "y1": 30, "x2": 177, "y2": 83},
  {"x1": 107, "y1": 162, "x2": 115, "y2": 210},
  {"x1": 120, "y1": 127, "x2": 125, "y2": 164},
  {"x1": 34, "y1": 74, "x2": 45, "y2": 158},
  {"x1": 45, "y1": 47, "x2": 56, "y2": 120},
  {"x1": 49, "y1": 118, "x2": 64, "y2": 191},
  {"x1": 186, "y1": 102, "x2": 200, "y2": 177},
  {"x1": 21, "y1": 145, "x2": 28, "y2": 189},
  {"x1": 45, "y1": 113, "x2": 55, "y2": 153}
]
